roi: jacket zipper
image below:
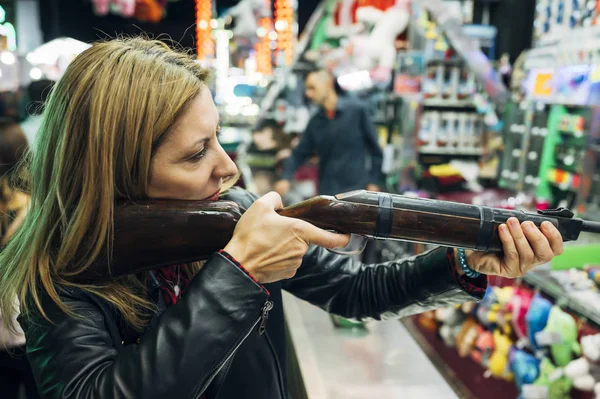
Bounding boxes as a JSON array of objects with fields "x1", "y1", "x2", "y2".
[
  {"x1": 191, "y1": 300, "x2": 273, "y2": 399},
  {"x1": 258, "y1": 300, "x2": 274, "y2": 335}
]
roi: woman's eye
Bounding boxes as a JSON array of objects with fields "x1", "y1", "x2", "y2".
[{"x1": 190, "y1": 148, "x2": 207, "y2": 161}]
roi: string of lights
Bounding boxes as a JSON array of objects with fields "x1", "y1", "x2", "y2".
[
  {"x1": 255, "y1": 3, "x2": 273, "y2": 76},
  {"x1": 274, "y1": 0, "x2": 294, "y2": 66},
  {"x1": 195, "y1": 0, "x2": 214, "y2": 60}
]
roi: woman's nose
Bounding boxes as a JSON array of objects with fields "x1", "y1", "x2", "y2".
[{"x1": 213, "y1": 145, "x2": 238, "y2": 179}]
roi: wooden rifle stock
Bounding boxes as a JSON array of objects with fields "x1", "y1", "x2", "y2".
[{"x1": 77, "y1": 190, "x2": 600, "y2": 282}]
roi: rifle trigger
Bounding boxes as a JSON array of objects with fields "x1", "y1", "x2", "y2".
[{"x1": 537, "y1": 208, "x2": 574, "y2": 219}]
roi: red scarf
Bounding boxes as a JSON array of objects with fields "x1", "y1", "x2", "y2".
[{"x1": 155, "y1": 265, "x2": 191, "y2": 306}]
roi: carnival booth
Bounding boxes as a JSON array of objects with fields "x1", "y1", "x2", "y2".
[{"x1": 249, "y1": 1, "x2": 600, "y2": 398}]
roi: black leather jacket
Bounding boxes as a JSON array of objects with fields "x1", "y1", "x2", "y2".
[{"x1": 19, "y1": 188, "x2": 485, "y2": 399}]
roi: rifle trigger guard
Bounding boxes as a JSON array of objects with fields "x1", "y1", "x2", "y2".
[{"x1": 327, "y1": 234, "x2": 368, "y2": 256}]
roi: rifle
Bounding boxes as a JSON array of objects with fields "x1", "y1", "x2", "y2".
[{"x1": 78, "y1": 190, "x2": 600, "y2": 281}]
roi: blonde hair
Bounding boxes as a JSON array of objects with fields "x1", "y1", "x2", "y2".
[{"x1": 0, "y1": 37, "x2": 215, "y2": 333}]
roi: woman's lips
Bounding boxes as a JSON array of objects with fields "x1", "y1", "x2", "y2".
[{"x1": 204, "y1": 191, "x2": 220, "y2": 201}]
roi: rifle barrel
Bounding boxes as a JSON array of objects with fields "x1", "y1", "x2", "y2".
[{"x1": 582, "y1": 220, "x2": 600, "y2": 234}]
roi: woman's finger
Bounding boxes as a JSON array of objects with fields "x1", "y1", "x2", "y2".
[
  {"x1": 541, "y1": 221, "x2": 564, "y2": 256},
  {"x1": 294, "y1": 220, "x2": 351, "y2": 249},
  {"x1": 522, "y1": 222, "x2": 553, "y2": 267},
  {"x1": 259, "y1": 191, "x2": 284, "y2": 211},
  {"x1": 507, "y1": 218, "x2": 534, "y2": 274},
  {"x1": 498, "y1": 223, "x2": 518, "y2": 274}
]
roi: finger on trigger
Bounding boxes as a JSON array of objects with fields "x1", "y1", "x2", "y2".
[
  {"x1": 300, "y1": 220, "x2": 351, "y2": 249},
  {"x1": 541, "y1": 221, "x2": 564, "y2": 255}
]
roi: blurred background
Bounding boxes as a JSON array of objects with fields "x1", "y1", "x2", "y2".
[{"x1": 1, "y1": 1, "x2": 600, "y2": 398}]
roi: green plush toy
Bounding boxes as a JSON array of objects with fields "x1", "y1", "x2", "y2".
[
  {"x1": 533, "y1": 358, "x2": 572, "y2": 399},
  {"x1": 539, "y1": 306, "x2": 581, "y2": 367},
  {"x1": 309, "y1": 0, "x2": 339, "y2": 51}
]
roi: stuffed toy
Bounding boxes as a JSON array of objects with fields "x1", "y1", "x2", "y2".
[
  {"x1": 471, "y1": 330, "x2": 494, "y2": 367},
  {"x1": 417, "y1": 311, "x2": 439, "y2": 332},
  {"x1": 510, "y1": 347, "x2": 540, "y2": 389},
  {"x1": 510, "y1": 287, "x2": 534, "y2": 340},
  {"x1": 455, "y1": 317, "x2": 482, "y2": 358},
  {"x1": 532, "y1": 357, "x2": 573, "y2": 399},
  {"x1": 435, "y1": 306, "x2": 465, "y2": 347},
  {"x1": 325, "y1": 0, "x2": 401, "y2": 39},
  {"x1": 348, "y1": 5, "x2": 410, "y2": 84},
  {"x1": 526, "y1": 294, "x2": 552, "y2": 350},
  {"x1": 225, "y1": 0, "x2": 270, "y2": 40},
  {"x1": 309, "y1": 0, "x2": 337, "y2": 51},
  {"x1": 582, "y1": 334, "x2": 600, "y2": 363},
  {"x1": 326, "y1": 0, "x2": 363, "y2": 39},
  {"x1": 565, "y1": 357, "x2": 596, "y2": 391},
  {"x1": 461, "y1": 301, "x2": 477, "y2": 315},
  {"x1": 488, "y1": 330, "x2": 514, "y2": 381},
  {"x1": 563, "y1": 334, "x2": 600, "y2": 393},
  {"x1": 537, "y1": 306, "x2": 581, "y2": 367},
  {"x1": 475, "y1": 286, "x2": 497, "y2": 329},
  {"x1": 488, "y1": 286, "x2": 514, "y2": 336}
]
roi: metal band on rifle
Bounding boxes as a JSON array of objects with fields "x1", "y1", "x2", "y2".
[
  {"x1": 477, "y1": 207, "x2": 495, "y2": 251},
  {"x1": 375, "y1": 193, "x2": 393, "y2": 239}
]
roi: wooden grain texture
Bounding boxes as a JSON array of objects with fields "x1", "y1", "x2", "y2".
[
  {"x1": 77, "y1": 200, "x2": 242, "y2": 281},
  {"x1": 279, "y1": 196, "x2": 505, "y2": 251}
]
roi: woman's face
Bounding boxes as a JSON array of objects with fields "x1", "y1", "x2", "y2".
[{"x1": 148, "y1": 86, "x2": 237, "y2": 201}]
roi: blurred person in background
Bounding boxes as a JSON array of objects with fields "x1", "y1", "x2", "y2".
[
  {"x1": 246, "y1": 119, "x2": 291, "y2": 196},
  {"x1": 21, "y1": 79, "x2": 55, "y2": 147},
  {"x1": 275, "y1": 69, "x2": 383, "y2": 197},
  {"x1": 0, "y1": 121, "x2": 38, "y2": 399}
]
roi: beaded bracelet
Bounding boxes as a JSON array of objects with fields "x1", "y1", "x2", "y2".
[{"x1": 457, "y1": 248, "x2": 481, "y2": 279}]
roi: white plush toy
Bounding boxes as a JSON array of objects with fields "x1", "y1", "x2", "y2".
[
  {"x1": 435, "y1": 307, "x2": 465, "y2": 347},
  {"x1": 565, "y1": 357, "x2": 596, "y2": 392},
  {"x1": 348, "y1": 5, "x2": 410, "y2": 83},
  {"x1": 326, "y1": 0, "x2": 364, "y2": 39},
  {"x1": 226, "y1": 0, "x2": 271, "y2": 40},
  {"x1": 565, "y1": 334, "x2": 600, "y2": 394}
]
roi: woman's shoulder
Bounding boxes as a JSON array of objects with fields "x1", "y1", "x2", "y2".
[{"x1": 19, "y1": 283, "x2": 109, "y2": 332}]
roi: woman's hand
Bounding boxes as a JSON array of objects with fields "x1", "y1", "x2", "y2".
[
  {"x1": 465, "y1": 217, "x2": 564, "y2": 278},
  {"x1": 224, "y1": 192, "x2": 351, "y2": 284}
]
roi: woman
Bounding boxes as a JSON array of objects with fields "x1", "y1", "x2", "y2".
[
  {"x1": 0, "y1": 38, "x2": 563, "y2": 399},
  {"x1": 0, "y1": 121, "x2": 39, "y2": 399}
]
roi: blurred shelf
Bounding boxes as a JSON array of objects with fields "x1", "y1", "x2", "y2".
[
  {"x1": 523, "y1": 270, "x2": 600, "y2": 328},
  {"x1": 426, "y1": 59, "x2": 465, "y2": 67},
  {"x1": 422, "y1": 98, "x2": 477, "y2": 110},
  {"x1": 418, "y1": 147, "x2": 483, "y2": 155}
]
